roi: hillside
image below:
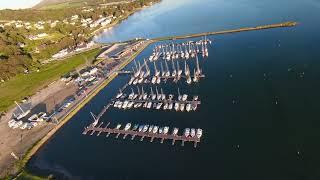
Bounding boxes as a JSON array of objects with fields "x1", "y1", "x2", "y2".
[{"x1": 33, "y1": 0, "x2": 88, "y2": 9}]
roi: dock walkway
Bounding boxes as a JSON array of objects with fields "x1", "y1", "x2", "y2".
[{"x1": 83, "y1": 123, "x2": 201, "y2": 148}]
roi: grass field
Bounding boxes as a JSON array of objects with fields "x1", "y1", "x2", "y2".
[
  {"x1": 38, "y1": 1, "x2": 85, "y2": 10},
  {"x1": 0, "y1": 48, "x2": 101, "y2": 112}
]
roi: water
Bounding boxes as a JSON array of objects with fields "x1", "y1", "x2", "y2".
[{"x1": 26, "y1": 0, "x2": 320, "y2": 179}]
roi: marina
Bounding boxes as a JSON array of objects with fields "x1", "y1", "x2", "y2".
[{"x1": 83, "y1": 122, "x2": 203, "y2": 148}]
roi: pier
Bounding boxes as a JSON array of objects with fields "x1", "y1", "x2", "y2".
[
  {"x1": 152, "y1": 21, "x2": 297, "y2": 41},
  {"x1": 83, "y1": 123, "x2": 201, "y2": 148}
]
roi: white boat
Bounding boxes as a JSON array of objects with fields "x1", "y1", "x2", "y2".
[
  {"x1": 186, "y1": 76, "x2": 192, "y2": 84},
  {"x1": 156, "y1": 103, "x2": 163, "y2": 110},
  {"x1": 148, "y1": 125, "x2": 154, "y2": 133},
  {"x1": 116, "y1": 124, "x2": 122, "y2": 129},
  {"x1": 129, "y1": 123, "x2": 136, "y2": 131},
  {"x1": 186, "y1": 103, "x2": 192, "y2": 112},
  {"x1": 174, "y1": 102, "x2": 180, "y2": 111},
  {"x1": 14, "y1": 101, "x2": 30, "y2": 120},
  {"x1": 143, "y1": 101, "x2": 148, "y2": 108},
  {"x1": 138, "y1": 78, "x2": 144, "y2": 84},
  {"x1": 152, "y1": 126, "x2": 158, "y2": 134},
  {"x1": 182, "y1": 94, "x2": 188, "y2": 101},
  {"x1": 184, "y1": 128, "x2": 190, "y2": 137},
  {"x1": 122, "y1": 101, "x2": 129, "y2": 109},
  {"x1": 127, "y1": 101, "x2": 134, "y2": 109},
  {"x1": 156, "y1": 77, "x2": 161, "y2": 84},
  {"x1": 124, "y1": 123, "x2": 131, "y2": 131},
  {"x1": 151, "y1": 76, "x2": 157, "y2": 84},
  {"x1": 128, "y1": 76, "x2": 135, "y2": 85},
  {"x1": 190, "y1": 128, "x2": 196, "y2": 137},
  {"x1": 193, "y1": 96, "x2": 199, "y2": 101},
  {"x1": 168, "y1": 103, "x2": 173, "y2": 110},
  {"x1": 163, "y1": 126, "x2": 169, "y2": 134},
  {"x1": 180, "y1": 103, "x2": 185, "y2": 111},
  {"x1": 163, "y1": 103, "x2": 168, "y2": 110},
  {"x1": 147, "y1": 102, "x2": 152, "y2": 109},
  {"x1": 142, "y1": 125, "x2": 149, "y2": 132},
  {"x1": 138, "y1": 125, "x2": 144, "y2": 132},
  {"x1": 143, "y1": 125, "x2": 149, "y2": 132},
  {"x1": 159, "y1": 127, "x2": 163, "y2": 134},
  {"x1": 196, "y1": 128, "x2": 203, "y2": 138},
  {"x1": 173, "y1": 128, "x2": 179, "y2": 135},
  {"x1": 192, "y1": 103, "x2": 198, "y2": 111},
  {"x1": 118, "y1": 101, "x2": 123, "y2": 109},
  {"x1": 116, "y1": 90, "x2": 123, "y2": 99},
  {"x1": 133, "y1": 78, "x2": 138, "y2": 85}
]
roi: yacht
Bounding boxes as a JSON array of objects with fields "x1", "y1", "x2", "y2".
[
  {"x1": 168, "y1": 102, "x2": 173, "y2": 110},
  {"x1": 193, "y1": 95, "x2": 199, "y2": 101},
  {"x1": 148, "y1": 125, "x2": 154, "y2": 133},
  {"x1": 173, "y1": 128, "x2": 179, "y2": 135},
  {"x1": 116, "y1": 90, "x2": 123, "y2": 99},
  {"x1": 132, "y1": 124, "x2": 139, "y2": 131},
  {"x1": 158, "y1": 127, "x2": 163, "y2": 134},
  {"x1": 186, "y1": 103, "x2": 192, "y2": 112},
  {"x1": 124, "y1": 123, "x2": 131, "y2": 131},
  {"x1": 165, "y1": 61, "x2": 170, "y2": 77},
  {"x1": 138, "y1": 77, "x2": 144, "y2": 84},
  {"x1": 153, "y1": 126, "x2": 159, "y2": 134},
  {"x1": 163, "y1": 103, "x2": 168, "y2": 110},
  {"x1": 151, "y1": 76, "x2": 157, "y2": 84},
  {"x1": 127, "y1": 101, "x2": 134, "y2": 109},
  {"x1": 184, "y1": 128, "x2": 190, "y2": 137},
  {"x1": 117, "y1": 101, "x2": 123, "y2": 109},
  {"x1": 156, "y1": 76, "x2": 161, "y2": 84},
  {"x1": 156, "y1": 103, "x2": 163, "y2": 110},
  {"x1": 154, "y1": 62, "x2": 160, "y2": 77},
  {"x1": 177, "y1": 61, "x2": 182, "y2": 77},
  {"x1": 143, "y1": 125, "x2": 149, "y2": 132},
  {"x1": 196, "y1": 128, "x2": 203, "y2": 138},
  {"x1": 186, "y1": 75, "x2": 192, "y2": 84},
  {"x1": 182, "y1": 94, "x2": 188, "y2": 101},
  {"x1": 143, "y1": 101, "x2": 148, "y2": 108},
  {"x1": 116, "y1": 124, "x2": 122, "y2": 129},
  {"x1": 174, "y1": 102, "x2": 180, "y2": 111},
  {"x1": 132, "y1": 78, "x2": 138, "y2": 85},
  {"x1": 147, "y1": 102, "x2": 152, "y2": 109},
  {"x1": 160, "y1": 62, "x2": 165, "y2": 77},
  {"x1": 193, "y1": 69, "x2": 199, "y2": 83},
  {"x1": 171, "y1": 60, "x2": 177, "y2": 77},
  {"x1": 128, "y1": 76, "x2": 135, "y2": 85},
  {"x1": 128, "y1": 89, "x2": 135, "y2": 100},
  {"x1": 138, "y1": 125, "x2": 144, "y2": 132},
  {"x1": 122, "y1": 100, "x2": 129, "y2": 109},
  {"x1": 190, "y1": 128, "x2": 196, "y2": 137},
  {"x1": 163, "y1": 126, "x2": 169, "y2": 134},
  {"x1": 180, "y1": 103, "x2": 185, "y2": 111}
]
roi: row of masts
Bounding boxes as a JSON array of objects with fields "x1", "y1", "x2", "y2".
[
  {"x1": 114, "y1": 87, "x2": 199, "y2": 112},
  {"x1": 149, "y1": 36, "x2": 211, "y2": 62},
  {"x1": 129, "y1": 53, "x2": 203, "y2": 85}
]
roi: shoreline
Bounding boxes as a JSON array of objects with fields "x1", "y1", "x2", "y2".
[
  {"x1": 11, "y1": 21, "x2": 297, "y2": 178},
  {"x1": 13, "y1": 40, "x2": 153, "y2": 179}
]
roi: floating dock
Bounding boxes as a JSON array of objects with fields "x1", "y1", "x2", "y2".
[{"x1": 83, "y1": 122, "x2": 201, "y2": 148}]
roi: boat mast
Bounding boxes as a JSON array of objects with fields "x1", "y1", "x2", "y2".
[{"x1": 15, "y1": 101, "x2": 25, "y2": 114}]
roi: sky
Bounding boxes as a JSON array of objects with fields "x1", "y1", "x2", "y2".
[{"x1": 0, "y1": 0, "x2": 41, "y2": 10}]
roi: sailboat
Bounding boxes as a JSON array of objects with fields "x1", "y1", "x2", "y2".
[
  {"x1": 14, "y1": 101, "x2": 30, "y2": 120},
  {"x1": 171, "y1": 60, "x2": 177, "y2": 77},
  {"x1": 165, "y1": 60, "x2": 170, "y2": 77}
]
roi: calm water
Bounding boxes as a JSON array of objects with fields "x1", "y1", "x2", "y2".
[{"x1": 27, "y1": 0, "x2": 320, "y2": 179}]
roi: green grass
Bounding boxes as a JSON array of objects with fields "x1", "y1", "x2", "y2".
[
  {"x1": 0, "y1": 48, "x2": 101, "y2": 112},
  {"x1": 39, "y1": 1, "x2": 84, "y2": 10}
]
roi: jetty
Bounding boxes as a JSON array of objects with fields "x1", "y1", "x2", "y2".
[
  {"x1": 152, "y1": 21, "x2": 297, "y2": 41},
  {"x1": 83, "y1": 123, "x2": 201, "y2": 148}
]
